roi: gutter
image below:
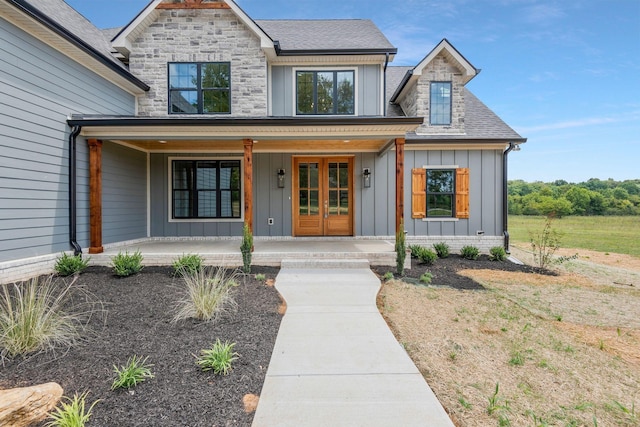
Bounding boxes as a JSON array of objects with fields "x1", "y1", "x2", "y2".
[
  {"x1": 502, "y1": 142, "x2": 519, "y2": 253},
  {"x1": 69, "y1": 125, "x2": 82, "y2": 256},
  {"x1": 383, "y1": 52, "x2": 390, "y2": 116}
]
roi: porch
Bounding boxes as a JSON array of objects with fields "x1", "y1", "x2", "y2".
[{"x1": 88, "y1": 237, "x2": 401, "y2": 268}]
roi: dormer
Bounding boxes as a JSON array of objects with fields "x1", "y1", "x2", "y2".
[{"x1": 390, "y1": 39, "x2": 479, "y2": 134}]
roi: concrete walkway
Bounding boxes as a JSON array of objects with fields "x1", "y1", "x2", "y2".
[{"x1": 252, "y1": 259, "x2": 454, "y2": 427}]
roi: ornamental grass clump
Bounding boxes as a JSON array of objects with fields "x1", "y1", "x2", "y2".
[
  {"x1": 0, "y1": 275, "x2": 97, "y2": 360},
  {"x1": 111, "y1": 355, "x2": 154, "y2": 390},
  {"x1": 46, "y1": 392, "x2": 99, "y2": 427},
  {"x1": 173, "y1": 266, "x2": 238, "y2": 323},
  {"x1": 196, "y1": 339, "x2": 239, "y2": 375}
]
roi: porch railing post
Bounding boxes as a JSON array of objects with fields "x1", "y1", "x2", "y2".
[
  {"x1": 88, "y1": 138, "x2": 104, "y2": 254},
  {"x1": 243, "y1": 139, "x2": 254, "y2": 233},
  {"x1": 395, "y1": 137, "x2": 405, "y2": 235}
]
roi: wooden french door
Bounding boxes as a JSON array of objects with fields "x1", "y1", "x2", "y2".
[{"x1": 293, "y1": 157, "x2": 354, "y2": 236}]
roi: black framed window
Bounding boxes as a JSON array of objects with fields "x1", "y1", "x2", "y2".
[
  {"x1": 430, "y1": 81, "x2": 452, "y2": 125},
  {"x1": 296, "y1": 70, "x2": 355, "y2": 115},
  {"x1": 426, "y1": 169, "x2": 455, "y2": 217},
  {"x1": 172, "y1": 160, "x2": 241, "y2": 219},
  {"x1": 169, "y1": 63, "x2": 230, "y2": 114}
]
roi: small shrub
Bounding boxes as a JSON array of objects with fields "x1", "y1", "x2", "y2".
[
  {"x1": 383, "y1": 271, "x2": 394, "y2": 281},
  {"x1": 111, "y1": 250, "x2": 143, "y2": 277},
  {"x1": 529, "y1": 214, "x2": 561, "y2": 269},
  {"x1": 55, "y1": 253, "x2": 90, "y2": 276},
  {"x1": 419, "y1": 272, "x2": 433, "y2": 285},
  {"x1": 417, "y1": 248, "x2": 437, "y2": 265},
  {"x1": 408, "y1": 244, "x2": 423, "y2": 259},
  {"x1": 111, "y1": 355, "x2": 154, "y2": 390},
  {"x1": 46, "y1": 392, "x2": 99, "y2": 427},
  {"x1": 254, "y1": 273, "x2": 266, "y2": 281},
  {"x1": 0, "y1": 276, "x2": 96, "y2": 359},
  {"x1": 240, "y1": 224, "x2": 253, "y2": 274},
  {"x1": 489, "y1": 246, "x2": 507, "y2": 261},
  {"x1": 433, "y1": 242, "x2": 450, "y2": 258},
  {"x1": 174, "y1": 266, "x2": 238, "y2": 323},
  {"x1": 460, "y1": 245, "x2": 480, "y2": 260},
  {"x1": 395, "y1": 222, "x2": 406, "y2": 276},
  {"x1": 196, "y1": 339, "x2": 239, "y2": 375},
  {"x1": 172, "y1": 253, "x2": 203, "y2": 276}
]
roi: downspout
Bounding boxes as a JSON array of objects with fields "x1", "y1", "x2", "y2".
[
  {"x1": 383, "y1": 52, "x2": 389, "y2": 116},
  {"x1": 69, "y1": 125, "x2": 82, "y2": 256},
  {"x1": 502, "y1": 142, "x2": 517, "y2": 253}
]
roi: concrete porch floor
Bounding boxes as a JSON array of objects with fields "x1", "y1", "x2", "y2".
[{"x1": 89, "y1": 237, "x2": 399, "y2": 268}]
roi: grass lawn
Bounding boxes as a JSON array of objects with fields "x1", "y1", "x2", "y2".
[{"x1": 509, "y1": 215, "x2": 640, "y2": 257}]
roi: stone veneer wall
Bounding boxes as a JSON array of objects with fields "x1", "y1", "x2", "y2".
[
  {"x1": 400, "y1": 53, "x2": 465, "y2": 135},
  {"x1": 129, "y1": 9, "x2": 267, "y2": 116}
]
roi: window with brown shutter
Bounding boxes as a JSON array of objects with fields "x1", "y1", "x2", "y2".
[{"x1": 411, "y1": 167, "x2": 470, "y2": 219}]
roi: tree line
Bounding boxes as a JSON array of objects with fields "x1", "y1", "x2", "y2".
[{"x1": 508, "y1": 178, "x2": 640, "y2": 216}]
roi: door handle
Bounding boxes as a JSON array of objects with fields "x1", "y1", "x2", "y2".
[{"x1": 324, "y1": 200, "x2": 328, "y2": 219}]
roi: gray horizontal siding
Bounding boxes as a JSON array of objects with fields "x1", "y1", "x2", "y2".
[{"x1": 0, "y1": 17, "x2": 136, "y2": 263}]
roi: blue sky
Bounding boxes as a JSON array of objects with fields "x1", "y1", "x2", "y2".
[{"x1": 66, "y1": 0, "x2": 640, "y2": 183}]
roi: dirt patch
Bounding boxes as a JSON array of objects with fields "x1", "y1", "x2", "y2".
[
  {"x1": 377, "y1": 253, "x2": 640, "y2": 427},
  {"x1": 0, "y1": 266, "x2": 282, "y2": 427}
]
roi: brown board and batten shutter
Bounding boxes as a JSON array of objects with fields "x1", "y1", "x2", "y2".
[
  {"x1": 411, "y1": 168, "x2": 426, "y2": 218},
  {"x1": 455, "y1": 168, "x2": 470, "y2": 219}
]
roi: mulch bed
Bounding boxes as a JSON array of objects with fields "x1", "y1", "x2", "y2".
[
  {"x1": 373, "y1": 254, "x2": 555, "y2": 290},
  {"x1": 0, "y1": 266, "x2": 282, "y2": 427}
]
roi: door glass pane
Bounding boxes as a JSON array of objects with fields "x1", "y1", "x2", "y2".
[
  {"x1": 298, "y1": 163, "x2": 308, "y2": 188},
  {"x1": 338, "y1": 163, "x2": 348, "y2": 188},
  {"x1": 309, "y1": 190, "x2": 319, "y2": 215},
  {"x1": 340, "y1": 190, "x2": 349, "y2": 215},
  {"x1": 329, "y1": 190, "x2": 338, "y2": 214},
  {"x1": 299, "y1": 190, "x2": 308, "y2": 215},
  {"x1": 309, "y1": 163, "x2": 319, "y2": 188},
  {"x1": 329, "y1": 163, "x2": 338, "y2": 188}
]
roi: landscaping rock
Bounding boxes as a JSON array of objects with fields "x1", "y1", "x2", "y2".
[{"x1": 0, "y1": 382, "x2": 63, "y2": 427}]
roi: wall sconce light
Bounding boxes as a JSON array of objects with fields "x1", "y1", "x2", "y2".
[
  {"x1": 277, "y1": 169, "x2": 286, "y2": 188},
  {"x1": 363, "y1": 168, "x2": 372, "y2": 188}
]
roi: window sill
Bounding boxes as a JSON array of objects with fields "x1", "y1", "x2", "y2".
[
  {"x1": 169, "y1": 218, "x2": 244, "y2": 223},
  {"x1": 421, "y1": 218, "x2": 459, "y2": 222}
]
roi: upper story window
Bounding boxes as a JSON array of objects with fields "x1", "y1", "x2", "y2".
[
  {"x1": 169, "y1": 63, "x2": 230, "y2": 114},
  {"x1": 296, "y1": 70, "x2": 355, "y2": 115},
  {"x1": 430, "y1": 82, "x2": 451, "y2": 125}
]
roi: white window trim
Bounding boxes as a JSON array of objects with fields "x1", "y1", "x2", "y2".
[
  {"x1": 292, "y1": 66, "x2": 359, "y2": 116},
  {"x1": 421, "y1": 164, "x2": 459, "y2": 222},
  {"x1": 167, "y1": 156, "x2": 244, "y2": 223}
]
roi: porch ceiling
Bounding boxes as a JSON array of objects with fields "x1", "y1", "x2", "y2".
[
  {"x1": 111, "y1": 138, "x2": 390, "y2": 153},
  {"x1": 69, "y1": 115, "x2": 424, "y2": 153}
]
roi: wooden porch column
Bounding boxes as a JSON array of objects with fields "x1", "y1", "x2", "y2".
[
  {"x1": 395, "y1": 137, "x2": 405, "y2": 235},
  {"x1": 88, "y1": 139, "x2": 103, "y2": 254},
  {"x1": 243, "y1": 139, "x2": 254, "y2": 233}
]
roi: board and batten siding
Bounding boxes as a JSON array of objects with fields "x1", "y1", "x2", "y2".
[
  {"x1": 402, "y1": 149, "x2": 504, "y2": 237},
  {"x1": 270, "y1": 65, "x2": 382, "y2": 116},
  {"x1": 0, "y1": 17, "x2": 136, "y2": 263},
  {"x1": 149, "y1": 153, "x2": 245, "y2": 237}
]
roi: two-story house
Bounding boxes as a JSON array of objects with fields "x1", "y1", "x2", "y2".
[{"x1": 0, "y1": 0, "x2": 525, "y2": 283}]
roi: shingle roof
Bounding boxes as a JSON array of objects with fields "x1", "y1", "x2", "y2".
[
  {"x1": 255, "y1": 19, "x2": 396, "y2": 53},
  {"x1": 402, "y1": 88, "x2": 525, "y2": 142},
  {"x1": 23, "y1": 0, "x2": 125, "y2": 69}
]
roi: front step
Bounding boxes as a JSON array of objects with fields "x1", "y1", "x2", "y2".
[{"x1": 280, "y1": 259, "x2": 371, "y2": 269}]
